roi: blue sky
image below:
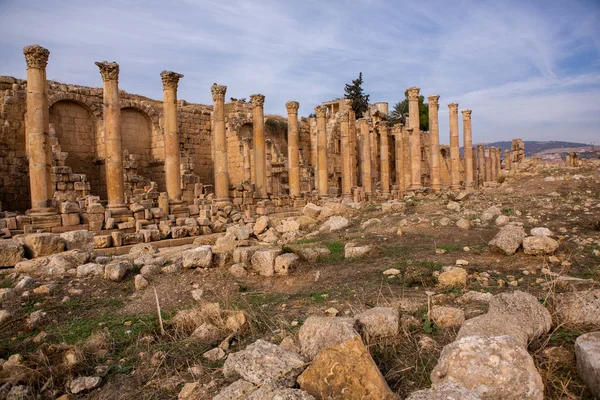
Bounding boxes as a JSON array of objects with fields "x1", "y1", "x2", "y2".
[{"x1": 1, "y1": 0, "x2": 599, "y2": 144}]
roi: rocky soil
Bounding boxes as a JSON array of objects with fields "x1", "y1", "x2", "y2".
[{"x1": 1, "y1": 161, "x2": 599, "y2": 399}]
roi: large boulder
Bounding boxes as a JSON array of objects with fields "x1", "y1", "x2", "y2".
[
  {"x1": 0, "y1": 239, "x2": 25, "y2": 267},
  {"x1": 406, "y1": 381, "x2": 482, "y2": 400},
  {"x1": 182, "y1": 246, "x2": 213, "y2": 268},
  {"x1": 319, "y1": 216, "x2": 349, "y2": 232},
  {"x1": 298, "y1": 316, "x2": 359, "y2": 360},
  {"x1": 23, "y1": 233, "x2": 65, "y2": 258},
  {"x1": 355, "y1": 307, "x2": 399, "y2": 340},
  {"x1": 431, "y1": 335, "x2": 544, "y2": 399},
  {"x1": 60, "y1": 230, "x2": 95, "y2": 252},
  {"x1": 297, "y1": 336, "x2": 397, "y2": 400},
  {"x1": 303, "y1": 203, "x2": 322, "y2": 219},
  {"x1": 575, "y1": 331, "x2": 600, "y2": 398},
  {"x1": 488, "y1": 225, "x2": 526, "y2": 255},
  {"x1": 223, "y1": 339, "x2": 305, "y2": 388},
  {"x1": 318, "y1": 202, "x2": 351, "y2": 220},
  {"x1": 480, "y1": 206, "x2": 501, "y2": 222},
  {"x1": 553, "y1": 289, "x2": 600, "y2": 327},
  {"x1": 523, "y1": 236, "x2": 559, "y2": 255},
  {"x1": 250, "y1": 249, "x2": 282, "y2": 277},
  {"x1": 253, "y1": 216, "x2": 271, "y2": 236}
]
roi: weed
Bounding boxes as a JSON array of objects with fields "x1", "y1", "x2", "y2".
[
  {"x1": 295, "y1": 238, "x2": 319, "y2": 244},
  {"x1": 502, "y1": 207, "x2": 514, "y2": 215},
  {"x1": 308, "y1": 291, "x2": 329, "y2": 303},
  {"x1": 282, "y1": 246, "x2": 294, "y2": 253},
  {"x1": 317, "y1": 241, "x2": 345, "y2": 264},
  {"x1": 435, "y1": 244, "x2": 461, "y2": 252},
  {"x1": 0, "y1": 279, "x2": 13, "y2": 289},
  {"x1": 380, "y1": 245, "x2": 410, "y2": 257}
]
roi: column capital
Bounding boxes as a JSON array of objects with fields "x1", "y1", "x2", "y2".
[
  {"x1": 250, "y1": 94, "x2": 265, "y2": 108},
  {"x1": 95, "y1": 61, "x2": 119, "y2": 82},
  {"x1": 23, "y1": 45, "x2": 49, "y2": 69},
  {"x1": 448, "y1": 102, "x2": 459, "y2": 114},
  {"x1": 427, "y1": 95, "x2": 440, "y2": 108},
  {"x1": 211, "y1": 83, "x2": 227, "y2": 102},
  {"x1": 314, "y1": 106, "x2": 327, "y2": 118},
  {"x1": 160, "y1": 70, "x2": 184, "y2": 91},
  {"x1": 285, "y1": 101, "x2": 299, "y2": 115},
  {"x1": 461, "y1": 109, "x2": 472, "y2": 119},
  {"x1": 477, "y1": 144, "x2": 484, "y2": 149},
  {"x1": 407, "y1": 86, "x2": 420, "y2": 101}
]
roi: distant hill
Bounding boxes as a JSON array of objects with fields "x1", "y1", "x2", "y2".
[{"x1": 468, "y1": 141, "x2": 594, "y2": 157}]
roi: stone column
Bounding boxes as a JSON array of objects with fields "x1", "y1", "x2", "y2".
[
  {"x1": 504, "y1": 149, "x2": 511, "y2": 170},
  {"x1": 404, "y1": 127, "x2": 413, "y2": 191},
  {"x1": 96, "y1": 61, "x2": 126, "y2": 210},
  {"x1": 379, "y1": 122, "x2": 390, "y2": 194},
  {"x1": 286, "y1": 101, "x2": 300, "y2": 198},
  {"x1": 485, "y1": 147, "x2": 492, "y2": 182},
  {"x1": 428, "y1": 95, "x2": 441, "y2": 191},
  {"x1": 160, "y1": 70, "x2": 184, "y2": 204},
  {"x1": 242, "y1": 138, "x2": 252, "y2": 182},
  {"x1": 360, "y1": 118, "x2": 372, "y2": 194},
  {"x1": 250, "y1": 94, "x2": 267, "y2": 199},
  {"x1": 211, "y1": 83, "x2": 229, "y2": 201},
  {"x1": 342, "y1": 99, "x2": 357, "y2": 188},
  {"x1": 461, "y1": 109, "x2": 474, "y2": 187},
  {"x1": 24, "y1": 45, "x2": 55, "y2": 214},
  {"x1": 407, "y1": 87, "x2": 422, "y2": 189},
  {"x1": 477, "y1": 145, "x2": 485, "y2": 187},
  {"x1": 394, "y1": 125, "x2": 405, "y2": 193},
  {"x1": 490, "y1": 147, "x2": 497, "y2": 182},
  {"x1": 315, "y1": 106, "x2": 328, "y2": 197},
  {"x1": 496, "y1": 148, "x2": 501, "y2": 177},
  {"x1": 448, "y1": 102, "x2": 460, "y2": 190},
  {"x1": 340, "y1": 111, "x2": 352, "y2": 198}
]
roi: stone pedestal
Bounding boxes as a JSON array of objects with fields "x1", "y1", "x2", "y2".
[
  {"x1": 96, "y1": 61, "x2": 127, "y2": 211},
  {"x1": 340, "y1": 111, "x2": 352, "y2": 198},
  {"x1": 448, "y1": 103, "x2": 460, "y2": 190},
  {"x1": 462, "y1": 109, "x2": 474, "y2": 187},
  {"x1": 315, "y1": 106, "x2": 328, "y2": 197},
  {"x1": 428, "y1": 95, "x2": 441, "y2": 191},
  {"x1": 211, "y1": 84, "x2": 229, "y2": 202},
  {"x1": 286, "y1": 101, "x2": 300, "y2": 197},
  {"x1": 407, "y1": 87, "x2": 422, "y2": 189},
  {"x1": 24, "y1": 45, "x2": 56, "y2": 215},
  {"x1": 160, "y1": 70, "x2": 184, "y2": 204},
  {"x1": 360, "y1": 118, "x2": 372, "y2": 194},
  {"x1": 251, "y1": 94, "x2": 267, "y2": 199},
  {"x1": 379, "y1": 122, "x2": 390, "y2": 194}
]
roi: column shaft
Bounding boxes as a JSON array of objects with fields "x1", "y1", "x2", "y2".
[
  {"x1": 504, "y1": 150, "x2": 511, "y2": 170},
  {"x1": 161, "y1": 71, "x2": 184, "y2": 202},
  {"x1": 403, "y1": 128, "x2": 413, "y2": 191},
  {"x1": 286, "y1": 101, "x2": 300, "y2": 197},
  {"x1": 407, "y1": 87, "x2": 422, "y2": 188},
  {"x1": 211, "y1": 84, "x2": 229, "y2": 200},
  {"x1": 394, "y1": 125, "x2": 404, "y2": 193},
  {"x1": 379, "y1": 122, "x2": 390, "y2": 194},
  {"x1": 340, "y1": 112, "x2": 352, "y2": 197},
  {"x1": 360, "y1": 119, "x2": 372, "y2": 194},
  {"x1": 251, "y1": 94, "x2": 267, "y2": 199},
  {"x1": 462, "y1": 109, "x2": 474, "y2": 187},
  {"x1": 448, "y1": 102, "x2": 460, "y2": 190},
  {"x1": 242, "y1": 138, "x2": 252, "y2": 182},
  {"x1": 315, "y1": 106, "x2": 328, "y2": 196},
  {"x1": 428, "y1": 95, "x2": 441, "y2": 191},
  {"x1": 485, "y1": 147, "x2": 492, "y2": 182}
]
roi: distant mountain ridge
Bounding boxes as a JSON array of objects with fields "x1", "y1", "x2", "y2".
[{"x1": 468, "y1": 141, "x2": 593, "y2": 157}]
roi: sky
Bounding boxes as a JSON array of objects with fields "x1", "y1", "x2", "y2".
[{"x1": 0, "y1": 0, "x2": 599, "y2": 145}]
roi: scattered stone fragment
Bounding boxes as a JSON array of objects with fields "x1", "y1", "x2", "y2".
[
  {"x1": 406, "y1": 381, "x2": 482, "y2": 400},
  {"x1": 23, "y1": 233, "x2": 66, "y2": 258},
  {"x1": 104, "y1": 261, "x2": 128, "y2": 281},
  {"x1": 247, "y1": 384, "x2": 315, "y2": 400},
  {"x1": 456, "y1": 218, "x2": 471, "y2": 230},
  {"x1": 344, "y1": 242, "x2": 372, "y2": 259},
  {"x1": 182, "y1": 245, "x2": 213, "y2": 268},
  {"x1": 575, "y1": 331, "x2": 600, "y2": 398},
  {"x1": 383, "y1": 268, "x2": 401, "y2": 276},
  {"x1": 298, "y1": 316, "x2": 360, "y2": 360},
  {"x1": 553, "y1": 289, "x2": 600, "y2": 327},
  {"x1": 303, "y1": 203, "x2": 322, "y2": 219},
  {"x1": 77, "y1": 263, "x2": 104, "y2": 278},
  {"x1": 60, "y1": 230, "x2": 95, "y2": 252},
  {"x1": 495, "y1": 215, "x2": 509, "y2": 226},
  {"x1": 431, "y1": 306, "x2": 465, "y2": 329},
  {"x1": 488, "y1": 225, "x2": 526, "y2": 255},
  {"x1": 0, "y1": 239, "x2": 25, "y2": 267},
  {"x1": 438, "y1": 267, "x2": 467, "y2": 288},
  {"x1": 530, "y1": 227, "x2": 553, "y2": 237},
  {"x1": 319, "y1": 215, "x2": 349, "y2": 232},
  {"x1": 356, "y1": 307, "x2": 399, "y2": 340},
  {"x1": 70, "y1": 376, "x2": 103, "y2": 394},
  {"x1": 523, "y1": 235, "x2": 559, "y2": 255},
  {"x1": 213, "y1": 380, "x2": 257, "y2": 400},
  {"x1": 134, "y1": 274, "x2": 149, "y2": 290},
  {"x1": 274, "y1": 253, "x2": 299, "y2": 275},
  {"x1": 203, "y1": 347, "x2": 225, "y2": 361},
  {"x1": 250, "y1": 248, "x2": 282, "y2": 276}
]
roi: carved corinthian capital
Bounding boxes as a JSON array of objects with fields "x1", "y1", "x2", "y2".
[
  {"x1": 23, "y1": 45, "x2": 50, "y2": 69},
  {"x1": 250, "y1": 94, "x2": 265, "y2": 108},
  {"x1": 448, "y1": 102, "x2": 459, "y2": 114},
  {"x1": 407, "y1": 86, "x2": 420, "y2": 101},
  {"x1": 285, "y1": 101, "x2": 299, "y2": 115},
  {"x1": 95, "y1": 61, "x2": 119, "y2": 82},
  {"x1": 314, "y1": 106, "x2": 327, "y2": 118},
  {"x1": 211, "y1": 83, "x2": 227, "y2": 102},
  {"x1": 461, "y1": 109, "x2": 472, "y2": 119},
  {"x1": 428, "y1": 95, "x2": 440, "y2": 109},
  {"x1": 160, "y1": 70, "x2": 184, "y2": 91}
]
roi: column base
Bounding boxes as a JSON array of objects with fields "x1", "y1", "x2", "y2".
[
  {"x1": 26, "y1": 207, "x2": 57, "y2": 216},
  {"x1": 106, "y1": 202, "x2": 129, "y2": 213}
]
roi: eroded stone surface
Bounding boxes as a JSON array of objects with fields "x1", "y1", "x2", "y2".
[{"x1": 298, "y1": 316, "x2": 360, "y2": 360}]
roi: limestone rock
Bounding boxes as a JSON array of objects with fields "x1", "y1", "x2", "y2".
[
  {"x1": 182, "y1": 245, "x2": 213, "y2": 268},
  {"x1": 23, "y1": 233, "x2": 65, "y2": 258},
  {"x1": 70, "y1": 376, "x2": 103, "y2": 394},
  {"x1": 129, "y1": 243, "x2": 158, "y2": 257},
  {"x1": 247, "y1": 384, "x2": 315, "y2": 400},
  {"x1": 447, "y1": 201, "x2": 460, "y2": 212},
  {"x1": 295, "y1": 247, "x2": 330, "y2": 263},
  {"x1": 104, "y1": 261, "x2": 128, "y2": 282},
  {"x1": 319, "y1": 215, "x2": 349, "y2": 232},
  {"x1": 250, "y1": 248, "x2": 282, "y2": 277},
  {"x1": 77, "y1": 263, "x2": 104, "y2": 278},
  {"x1": 530, "y1": 227, "x2": 553, "y2": 237},
  {"x1": 480, "y1": 206, "x2": 501, "y2": 222},
  {"x1": 6, "y1": 386, "x2": 34, "y2": 399},
  {"x1": 60, "y1": 230, "x2": 95, "y2": 252},
  {"x1": 94, "y1": 235, "x2": 112, "y2": 249},
  {"x1": 523, "y1": 235, "x2": 559, "y2": 255},
  {"x1": 297, "y1": 335, "x2": 397, "y2": 400},
  {"x1": 406, "y1": 381, "x2": 482, "y2": 399},
  {"x1": 438, "y1": 267, "x2": 467, "y2": 288},
  {"x1": 553, "y1": 289, "x2": 600, "y2": 327},
  {"x1": 276, "y1": 219, "x2": 300, "y2": 234},
  {"x1": 0, "y1": 239, "x2": 25, "y2": 267},
  {"x1": 298, "y1": 316, "x2": 359, "y2": 360},
  {"x1": 431, "y1": 306, "x2": 465, "y2": 329},
  {"x1": 488, "y1": 225, "x2": 526, "y2": 255},
  {"x1": 355, "y1": 307, "x2": 399, "y2": 340},
  {"x1": 431, "y1": 335, "x2": 544, "y2": 399},
  {"x1": 135, "y1": 274, "x2": 148, "y2": 290},
  {"x1": 575, "y1": 331, "x2": 600, "y2": 398},
  {"x1": 274, "y1": 253, "x2": 299, "y2": 275},
  {"x1": 318, "y1": 202, "x2": 351, "y2": 220},
  {"x1": 258, "y1": 227, "x2": 279, "y2": 243},
  {"x1": 494, "y1": 215, "x2": 509, "y2": 226},
  {"x1": 223, "y1": 339, "x2": 306, "y2": 387},
  {"x1": 344, "y1": 242, "x2": 372, "y2": 259},
  {"x1": 253, "y1": 216, "x2": 271, "y2": 236},
  {"x1": 0, "y1": 309, "x2": 11, "y2": 325},
  {"x1": 296, "y1": 215, "x2": 317, "y2": 231},
  {"x1": 456, "y1": 218, "x2": 471, "y2": 230},
  {"x1": 303, "y1": 203, "x2": 322, "y2": 219},
  {"x1": 28, "y1": 309, "x2": 48, "y2": 329},
  {"x1": 203, "y1": 347, "x2": 225, "y2": 361},
  {"x1": 213, "y1": 379, "x2": 257, "y2": 400},
  {"x1": 228, "y1": 263, "x2": 247, "y2": 278}
]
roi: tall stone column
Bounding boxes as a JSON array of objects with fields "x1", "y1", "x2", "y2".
[
  {"x1": 379, "y1": 122, "x2": 390, "y2": 194},
  {"x1": 461, "y1": 109, "x2": 474, "y2": 187},
  {"x1": 211, "y1": 83, "x2": 229, "y2": 201},
  {"x1": 242, "y1": 138, "x2": 252, "y2": 182},
  {"x1": 250, "y1": 94, "x2": 267, "y2": 199},
  {"x1": 286, "y1": 101, "x2": 300, "y2": 198},
  {"x1": 477, "y1": 145, "x2": 485, "y2": 187},
  {"x1": 407, "y1": 87, "x2": 422, "y2": 189},
  {"x1": 96, "y1": 61, "x2": 126, "y2": 211},
  {"x1": 340, "y1": 111, "x2": 352, "y2": 198},
  {"x1": 403, "y1": 127, "x2": 413, "y2": 191},
  {"x1": 504, "y1": 149, "x2": 511, "y2": 170},
  {"x1": 315, "y1": 106, "x2": 328, "y2": 197},
  {"x1": 160, "y1": 70, "x2": 184, "y2": 204},
  {"x1": 496, "y1": 148, "x2": 501, "y2": 177},
  {"x1": 490, "y1": 147, "x2": 497, "y2": 182},
  {"x1": 360, "y1": 118, "x2": 372, "y2": 194},
  {"x1": 342, "y1": 99, "x2": 357, "y2": 188},
  {"x1": 448, "y1": 103, "x2": 461, "y2": 190},
  {"x1": 428, "y1": 95, "x2": 441, "y2": 191},
  {"x1": 485, "y1": 147, "x2": 492, "y2": 182},
  {"x1": 394, "y1": 125, "x2": 405, "y2": 193},
  {"x1": 24, "y1": 45, "x2": 55, "y2": 215}
]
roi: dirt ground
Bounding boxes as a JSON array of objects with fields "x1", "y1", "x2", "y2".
[{"x1": 1, "y1": 165, "x2": 599, "y2": 399}]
